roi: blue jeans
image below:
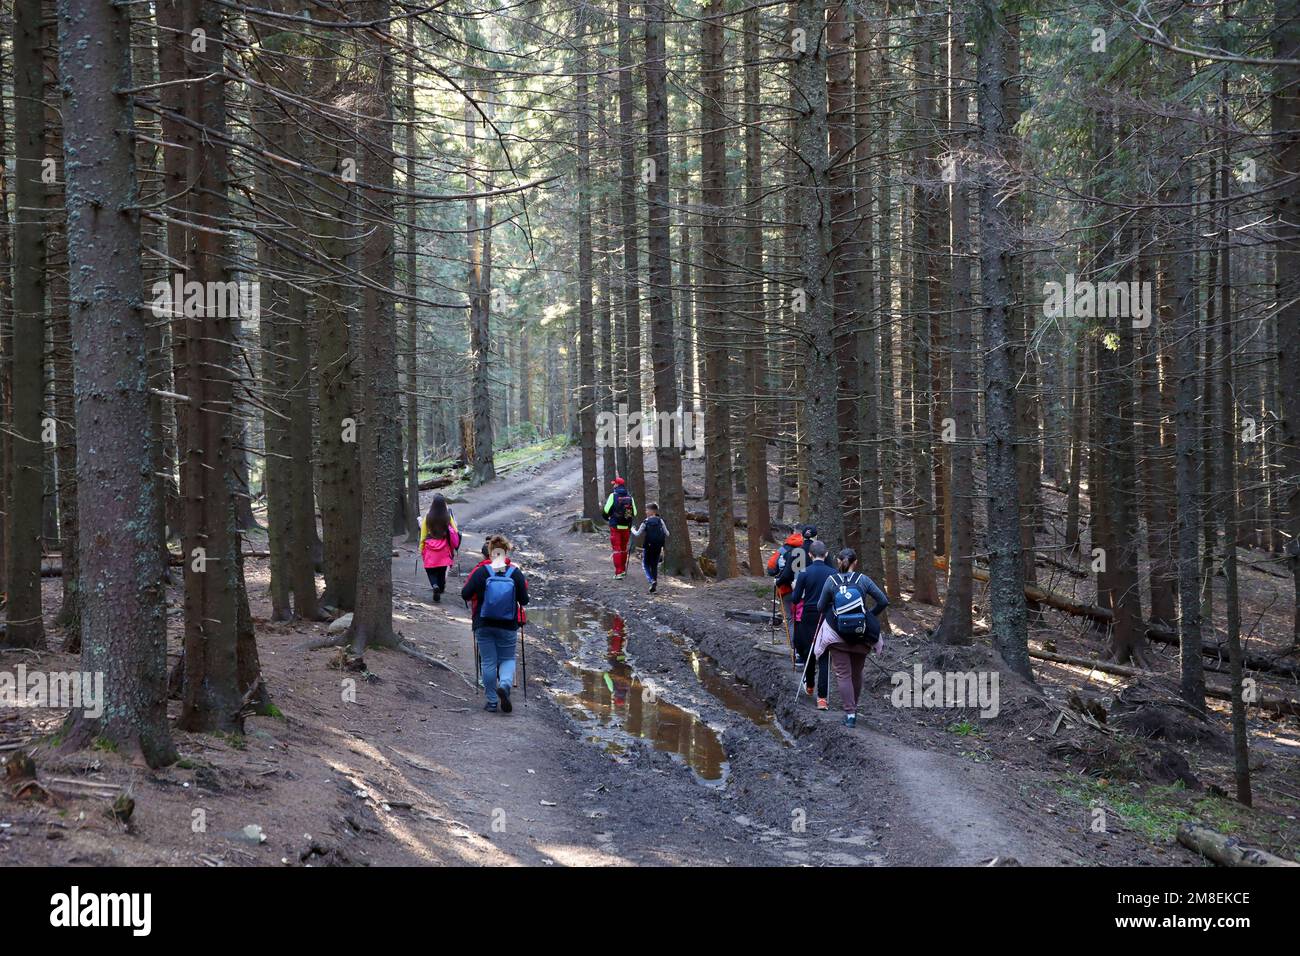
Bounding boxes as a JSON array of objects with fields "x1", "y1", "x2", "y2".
[
  {"x1": 643, "y1": 543, "x2": 662, "y2": 583},
  {"x1": 476, "y1": 626, "x2": 518, "y2": 704}
]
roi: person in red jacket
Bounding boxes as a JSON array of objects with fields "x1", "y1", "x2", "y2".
[
  {"x1": 602, "y1": 477, "x2": 637, "y2": 579},
  {"x1": 766, "y1": 529, "x2": 807, "y2": 647}
]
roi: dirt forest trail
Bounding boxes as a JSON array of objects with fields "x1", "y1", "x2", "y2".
[{"x1": 393, "y1": 451, "x2": 1104, "y2": 866}]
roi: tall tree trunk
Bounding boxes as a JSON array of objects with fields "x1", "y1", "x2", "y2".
[
  {"x1": 5, "y1": 0, "x2": 48, "y2": 649},
  {"x1": 0, "y1": 38, "x2": 11, "y2": 596},
  {"x1": 56, "y1": 0, "x2": 176, "y2": 765},
  {"x1": 794, "y1": 0, "x2": 844, "y2": 550},
  {"x1": 647, "y1": 0, "x2": 700, "y2": 579},
  {"x1": 700, "y1": 0, "x2": 739, "y2": 575},
  {"x1": 1217, "y1": 135, "x2": 1251, "y2": 805},
  {"x1": 1170, "y1": 53, "x2": 1204, "y2": 709},
  {"x1": 828, "y1": 0, "x2": 860, "y2": 555},
  {"x1": 1274, "y1": 0, "x2": 1300, "y2": 652},
  {"x1": 908, "y1": 16, "x2": 939, "y2": 604},
  {"x1": 403, "y1": 39, "x2": 421, "y2": 543},
  {"x1": 465, "y1": 99, "x2": 496, "y2": 487},
  {"x1": 617, "y1": 0, "x2": 646, "y2": 508},
  {"x1": 975, "y1": 0, "x2": 1030, "y2": 680},
  {"x1": 174, "y1": 0, "x2": 247, "y2": 732},
  {"x1": 877, "y1": 14, "x2": 900, "y2": 602},
  {"x1": 576, "y1": 11, "x2": 600, "y2": 521},
  {"x1": 352, "y1": 5, "x2": 400, "y2": 652},
  {"x1": 676, "y1": 133, "x2": 697, "y2": 413},
  {"x1": 854, "y1": 10, "x2": 884, "y2": 586},
  {"x1": 45, "y1": 59, "x2": 77, "y2": 639},
  {"x1": 1103, "y1": 218, "x2": 1146, "y2": 665},
  {"x1": 598, "y1": 89, "x2": 618, "y2": 487},
  {"x1": 937, "y1": 2, "x2": 975, "y2": 644},
  {"x1": 743, "y1": 5, "x2": 772, "y2": 572},
  {"x1": 1063, "y1": 338, "x2": 1086, "y2": 552},
  {"x1": 313, "y1": 45, "x2": 362, "y2": 611}
]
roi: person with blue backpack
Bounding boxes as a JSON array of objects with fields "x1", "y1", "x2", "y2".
[
  {"x1": 814, "y1": 548, "x2": 889, "y2": 728},
  {"x1": 460, "y1": 534, "x2": 530, "y2": 713},
  {"x1": 632, "y1": 503, "x2": 669, "y2": 593},
  {"x1": 602, "y1": 476, "x2": 637, "y2": 579}
]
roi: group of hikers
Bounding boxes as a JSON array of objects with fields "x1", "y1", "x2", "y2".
[
  {"x1": 418, "y1": 479, "x2": 889, "y2": 726},
  {"x1": 602, "y1": 476, "x2": 668, "y2": 592},
  {"x1": 768, "y1": 526, "x2": 889, "y2": 727},
  {"x1": 599, "y1": 480, "x2": 889, "y2": 728}
]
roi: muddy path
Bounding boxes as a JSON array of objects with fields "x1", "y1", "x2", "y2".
[
  {"x1": 393, "y1": 456, "x2": 872, "y2": 865},
  {"x1": 413, "y1": 452, "x2": 1092, "y2": 866}
]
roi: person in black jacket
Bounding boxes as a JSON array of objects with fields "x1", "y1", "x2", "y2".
[
  {"x1": 789, "y1": 540, "x2": 834, "y2": 707},
  {"x1": 632, "y1": 503, "x2": 669, "y2": 593},
  {"x1": 460, "y1": 534, "x2": 530, "y2": 713}
]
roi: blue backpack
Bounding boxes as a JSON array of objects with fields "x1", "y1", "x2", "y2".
[
  {"x1": 481, "y1": 566, "x2": 518, "y2": 623},
  {"x1": 830, "y1": 572, "x2": 870, "y2": 642}
]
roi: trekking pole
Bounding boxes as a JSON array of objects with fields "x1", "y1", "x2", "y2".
[
  {"x1": 794, "y1": 651, "x2": 815, "y2": 701},
  {"x1": 793, "y1": 614, "x2": 822, "y2": 700},
  {"x1": 770, "y1": 584, "x2": 778, "y2": 639},
  {"x1": 519, "y1": 624, "x2": 526, "y2": 703},
  {"x1": 466, "y1": 599, "x2": 481, "y2": 688}
]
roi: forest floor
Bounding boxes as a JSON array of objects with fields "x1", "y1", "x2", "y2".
[{"x1": 3, "y1": 449, "x2": 1299, "y2": 866}]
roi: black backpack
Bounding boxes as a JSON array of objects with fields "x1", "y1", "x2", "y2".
[
  {"x1": 642, "y1": 515, "x2": 666, "y2": 547},
  {"x1": 609, "y1": 489, "x2": 632, "y2": 525}
]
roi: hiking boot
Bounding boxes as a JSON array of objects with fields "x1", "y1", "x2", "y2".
[
  {"x1": 843, "y1": 714, "x2": 857, "y2": 728},
  {"x1": 816, "y1": 698, "x2": 829, "y2": 711},
  {"x1": 498, "y1": 684, "x2": 513, "y2": 713},
  {"x1": 483, "y1": 701, "x2": 498, "y2": 713},
  {"x1": 648, "y1": 580, "x2": 657, "y2": 593},
  {"x1": 432, "y1": 588, "x2": 442, "y2": 603}
]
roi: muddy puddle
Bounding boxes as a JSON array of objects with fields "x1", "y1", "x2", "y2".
[{"x1": 530, "y1": 600, "x2": 786, "y2": 785}]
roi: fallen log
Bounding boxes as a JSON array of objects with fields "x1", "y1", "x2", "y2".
[
  {"x1": 686, "y1": 509, "x2": 746, "y2": 528},
  {"x1": 1029, "y1": 647, "x2": 1145, "y2": 678},
  {"x1": 725, "y1": 609, "x2": 780, "y2": 625},
  {"x1": 1027, "y1": 648, "x2": 1300, "y2": 718},
  {"x1": 1176, "y1": 822, "x2": 1299, "y2": 867},
  {"x1": 418, "y1": 474, "x2": 458, "y2": 491},
  {"x1": 1144, "y1": 628, "x2": 1300, "y2": 681},
  {"x1": 968, "y1": 564, "x2": 1299, "y2": 680}
]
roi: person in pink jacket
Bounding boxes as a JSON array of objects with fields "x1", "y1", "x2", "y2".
[{"x1": 419, "y1": 494, "x2": 461, "y2": 602}]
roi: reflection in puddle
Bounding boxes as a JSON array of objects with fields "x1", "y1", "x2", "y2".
[{"x1": 532, "y1": 601, "x2": 781, "y2": 785}]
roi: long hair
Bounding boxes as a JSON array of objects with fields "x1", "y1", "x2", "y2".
[
  {"x1": 424, "y1": 494, "x2": 451, "y2": 540},
  {"x1": 836, "y1": 548, "x2": 857, "y2": 574}
]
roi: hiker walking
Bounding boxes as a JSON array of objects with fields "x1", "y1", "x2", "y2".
[
  {"x1": 602, "y1": 476, "x2": 637, "y2": 579},
  {"x1": 632, "y1": 503, "x2": 668, "y2": 593},
  {"x1": 460, "y1": 534, "x2": 529, "y2": 713},
  {"x1": 790, "y1": 540, "x2": 834, "y2": 709},
  {"x1": 767, "y1": 526, "x2": 811, "y2": 645},
  {"x1": 419, "y1": 493, "x2": 461, "y2": 603},
  {"x1": 814, "y1": 548, "x2": 889, "y2": 728}
]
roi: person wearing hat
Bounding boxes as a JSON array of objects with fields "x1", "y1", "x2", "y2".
[{"x1": 602, "y1": 477, "x2": 638, "y2": 579}]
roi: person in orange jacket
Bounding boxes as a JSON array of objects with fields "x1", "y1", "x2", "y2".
[{"x1": 766, "y1": 527, "x2": 809, "y2": 647}]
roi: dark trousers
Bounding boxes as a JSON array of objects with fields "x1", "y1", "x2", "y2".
[
  {"x1": 425, "y1": 566, "x2": 447, "y2": 592},
  {"x1": 643, "y1": 543, "x2": 663, "y2": 582},
  {"x1": 794, "y1": 620, "x2": 830, "y2": 697}
]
